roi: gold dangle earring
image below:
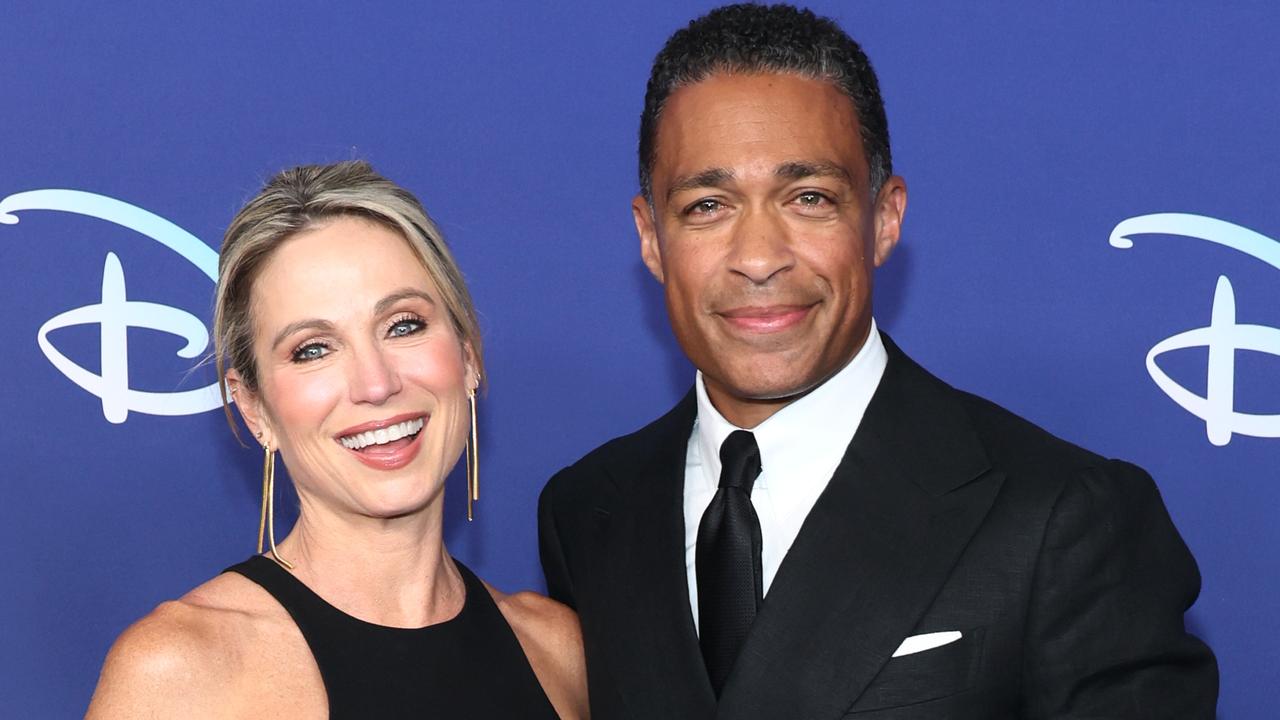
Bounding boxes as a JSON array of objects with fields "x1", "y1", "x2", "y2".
[
  {"x1": 466, "y1": 387, "x2": 479, "y2": 521},
  {"x1": 257, "y1": 433, "x2": 293, "y2": 569}
]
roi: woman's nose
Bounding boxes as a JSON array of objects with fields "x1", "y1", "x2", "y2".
[{"x1": 347, "y1": 344, "x2": 402, "y2": 404}]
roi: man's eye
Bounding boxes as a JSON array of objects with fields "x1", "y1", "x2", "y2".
[
  {"x1": 795, "y1": 191, "x2": 831, "y2": 206},
  {"x1": 292, "y1": 343, "x2": 330, "y2": 362},
  {"x1": 687, "y1": 199, "x2": 723, "y2": 215}
]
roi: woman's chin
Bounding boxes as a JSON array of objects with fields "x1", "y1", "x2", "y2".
[{"x1": 352, "y1": 482, "x2": 445, "y2": 522}]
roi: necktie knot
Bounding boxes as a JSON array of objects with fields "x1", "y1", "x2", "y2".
[{"x1": 718, "y1": 430, "x2": 762, "y2": 493}]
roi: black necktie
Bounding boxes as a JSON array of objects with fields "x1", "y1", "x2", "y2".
[{"x1": 696, "y1": 429, "x2": 764, "y2": 696}]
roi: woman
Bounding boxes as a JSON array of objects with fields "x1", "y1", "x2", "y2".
[{"x1": 86, "y1": 161, "x2": 587, "y2": 718}]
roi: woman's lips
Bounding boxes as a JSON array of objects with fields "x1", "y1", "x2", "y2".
[
  {"x1": 717, "y1": 304, "x2": 814, "y2": 333},
  {"x1": 341, "y1": 421, "x2": 425, "y2": 471},
  {"x1": 334, "y1": 411, "x2": 427, "y2": 439},
  {"x1": 335, "y1": 413, "x2": 428, "y2": 471}
]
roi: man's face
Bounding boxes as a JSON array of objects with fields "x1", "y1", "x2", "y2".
[{"x1": 634, "y1": 72, "x2": 906, "y2": 428}]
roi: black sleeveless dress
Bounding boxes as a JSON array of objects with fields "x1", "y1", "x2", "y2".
[{"x1": 225, "y1": 555, "x2": 560, "y2": 719}]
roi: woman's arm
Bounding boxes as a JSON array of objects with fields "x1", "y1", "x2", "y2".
[{"x1": 86, "y1": 602, "x2": 232, "y2": 719}]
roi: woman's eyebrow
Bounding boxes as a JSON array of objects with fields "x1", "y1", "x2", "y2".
[
  {"x1": 374, "y1": 288, "x2": 436, "y2": 316},
  {"x1": 271, "y1": 319, "x2": 334, "y2": 351}
]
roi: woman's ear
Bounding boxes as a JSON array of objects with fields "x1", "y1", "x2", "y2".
[
  {"x1": 226, "y1": 369, "x2": 272, "y2": 446},
  {"x1": 463, "y1": 343, "x2": 481, "y2": 395}
]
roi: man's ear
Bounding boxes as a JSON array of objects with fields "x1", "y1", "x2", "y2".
[
  {"x1": 226, "y1": 369, "x2": 271, "y2": 446},
  {"x1": 871, "y1": 176, "x2": 908, "y2": 268},
  {"x1": 633, "y1": 194, "x2": 665, "y2": 283}
]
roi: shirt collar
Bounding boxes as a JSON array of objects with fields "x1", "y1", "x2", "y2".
[{"x1": 693, "y1": 320, "x2": 888, "y2": 494}]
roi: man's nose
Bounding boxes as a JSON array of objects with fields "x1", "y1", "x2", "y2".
[
  {"x1": 347, "y1": 343, "x2": 402, "y2": 405},
  {"x1": 726, "y1": 207, "x2": 795, "y2": 284}
]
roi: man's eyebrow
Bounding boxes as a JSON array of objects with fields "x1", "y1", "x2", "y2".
[
  {"x1": 775, "y1": 161, "x2": 853, "y2": 184},
  {"x1": 666, "y1": 167, "x2": 735, "y2": 203},
  {"x1": 664, "y1": 162, "x2": 854, "y2": 203},
  {"x1": 268, "y1": 289, "x2": 436, "y2": 351}
]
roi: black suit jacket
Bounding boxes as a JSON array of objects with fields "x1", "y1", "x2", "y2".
[{"x1": 539, "y1": 337, "x2": 1217, "y2": 718}]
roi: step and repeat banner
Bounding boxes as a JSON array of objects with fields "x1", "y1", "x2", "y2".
[{"x1": 2, "y1": 2, "x2": 1276, "y2": 717}]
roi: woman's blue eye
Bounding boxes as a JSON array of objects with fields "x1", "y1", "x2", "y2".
[
  {"x1": 292, "y1": 344, "x2": 329, "y2": 362},
  {"x1": 389, "y1": 319, "x2": 424, "y2": 337}
]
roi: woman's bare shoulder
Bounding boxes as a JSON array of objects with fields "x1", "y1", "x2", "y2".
[
  {"x1": 85, "y1": 572, "x2": 291, "y2": 719},
  {"x1": 491, "y1": 587, "x2": 584, "y2": 660},
  {"x1": 486, "y1": 583, "x2": 589, "y2": 719}
]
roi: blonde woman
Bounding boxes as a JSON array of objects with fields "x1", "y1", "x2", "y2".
[{"x1": 87, "y1": 161, "x2": 587, "y2": 719}]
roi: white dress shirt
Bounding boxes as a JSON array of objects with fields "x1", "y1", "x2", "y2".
[{"x1": 684, "y1": 321, "x2": 888, "y2": 631}]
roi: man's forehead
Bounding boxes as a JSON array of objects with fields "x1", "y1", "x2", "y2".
[
  {"x1": 651, "y1": 72, "x2": 867, "y2": 194},
  {"x1": 662, "y1": 70, "x2": 857, "y2": 122}
]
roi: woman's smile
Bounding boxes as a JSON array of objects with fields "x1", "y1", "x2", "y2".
[{"x1": 336, "y1": 413, "x2": 429, "y2": 470}]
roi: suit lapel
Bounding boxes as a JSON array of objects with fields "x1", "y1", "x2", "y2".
[
  {"x1": 600, "y1": 392, "x2": 717, "y2": 717},
  {"x1": 719, "y1": 338, "x2": 1004, "y2": 720}
]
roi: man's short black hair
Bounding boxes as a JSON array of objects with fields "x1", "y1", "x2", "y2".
[{"x1": 639, "y1": 3, "x2": 892, "y2": 202}]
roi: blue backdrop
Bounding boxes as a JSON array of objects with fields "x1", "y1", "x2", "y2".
[{"x1": 2, "y1": 3, "x2": 1276, "y2": 717}]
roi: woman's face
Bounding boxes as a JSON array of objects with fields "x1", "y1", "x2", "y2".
[{"x1": 238, "y1": 215, "x2": 474, "y2": 521}]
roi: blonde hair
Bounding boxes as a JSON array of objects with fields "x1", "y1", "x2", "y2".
[{"x1": 213, "y1": 160, "x2": 484, "y2": 434}]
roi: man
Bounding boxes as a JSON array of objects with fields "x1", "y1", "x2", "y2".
[{"x1": 539, "y1": 4, "x2": 1217, "y2": 718}]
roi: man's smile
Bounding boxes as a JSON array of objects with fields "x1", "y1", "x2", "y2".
[{"x1": 715, "y1": 304, "x2": 816, "y2": 334}]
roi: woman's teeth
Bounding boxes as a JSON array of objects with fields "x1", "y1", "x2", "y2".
[{"x1": 339, "y1": 417, "x2": 425, "y2": 450}]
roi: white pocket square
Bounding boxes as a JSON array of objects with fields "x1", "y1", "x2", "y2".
[{"x1": 891, "y1": 630, "x2": 963, "y2": 658}]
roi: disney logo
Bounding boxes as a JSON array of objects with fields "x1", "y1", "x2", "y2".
[
  {"x1": 1111, "y1": 213, "x2": 1280, "y2": 446},
  {"x1": 0, "y1": 189, "x2": 222, "y2": 423}
]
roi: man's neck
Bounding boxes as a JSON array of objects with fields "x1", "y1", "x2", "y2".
[{"x1": 702, "y1": 387, "x2": 792, "y2": 429}]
